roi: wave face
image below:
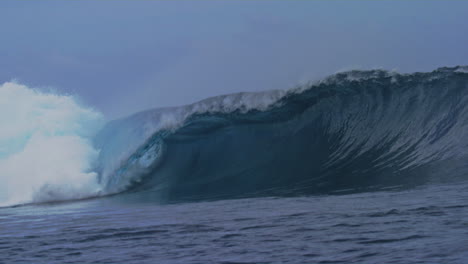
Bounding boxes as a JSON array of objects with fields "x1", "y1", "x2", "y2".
[
  {"x1": 0, "y1": 82, "x2": 103, "y2": 207},
  {"x1": 94, "y1": 66, "x2": 468, "y2": 202}
]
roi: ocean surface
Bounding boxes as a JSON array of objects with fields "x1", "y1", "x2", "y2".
[
  {"x1": 1, "y1": 66, "x2": 468, "y2": 263},
  {"x1": 2, "y1": 182, "x2": 468, "y2": 263}
]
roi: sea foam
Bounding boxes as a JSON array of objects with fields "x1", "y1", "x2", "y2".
[{"x1": 0, "y1": 82, "x2": 103, "y2": 206}]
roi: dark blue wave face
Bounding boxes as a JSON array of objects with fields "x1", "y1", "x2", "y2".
[{"x1": 94, "y1": 66, "x2": 468, "y2": 202}]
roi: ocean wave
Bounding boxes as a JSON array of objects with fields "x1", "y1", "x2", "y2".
[
  {"x1": 2, "y1": 66, "x2": 468, "y2": 206},
  {"x1": 94, "y1": 66, "x2": 468, "y2": 202}
]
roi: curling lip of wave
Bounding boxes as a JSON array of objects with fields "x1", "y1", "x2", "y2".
[{"x1": 94, "y1": 65, "x2": 468, "y2": 201}]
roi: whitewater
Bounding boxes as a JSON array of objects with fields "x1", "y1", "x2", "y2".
[{"x1": 0, "y1": 82, "x2": 104, "y2": 207}]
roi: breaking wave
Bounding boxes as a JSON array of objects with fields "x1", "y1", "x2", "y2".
[
  {"x1": 94, "y1": 66, "x2": 468, "y2": 202},
  {"x1": 2, "y1": 65, "x2": 468, "y2": 206}
]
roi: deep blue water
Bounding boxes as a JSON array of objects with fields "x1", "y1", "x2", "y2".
[{"x1": 2, "y1": 182, "x2": 468, "y2": 263}]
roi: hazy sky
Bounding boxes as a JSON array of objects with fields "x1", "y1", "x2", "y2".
[{"x1": 1, "y1": 1, "x2": 468, "y2": 119}]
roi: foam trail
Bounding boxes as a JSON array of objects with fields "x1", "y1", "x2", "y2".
[{"x1": 0, "y1": 82, "x2": 103, "y2": 207}]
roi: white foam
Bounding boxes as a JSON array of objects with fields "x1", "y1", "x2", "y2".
[
  {"x1": 455, "y1": 66, "x2": 468, "y2": 73},
  {"x1": 0, "y1": 82, "x2": 104, "y2": 207}
]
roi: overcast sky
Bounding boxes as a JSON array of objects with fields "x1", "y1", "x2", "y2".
[{"x1": 1, "y1": 1, "x2": 468, "y2": 119}]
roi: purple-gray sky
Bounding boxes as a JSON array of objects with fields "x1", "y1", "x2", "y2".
[{"x1": 1, "y1": 1, "x2": 467, "y2": 119}]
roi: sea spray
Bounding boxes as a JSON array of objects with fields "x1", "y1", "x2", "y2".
[{"x1": 0, "y1": 82, "x2": 103, "y2": 206}]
